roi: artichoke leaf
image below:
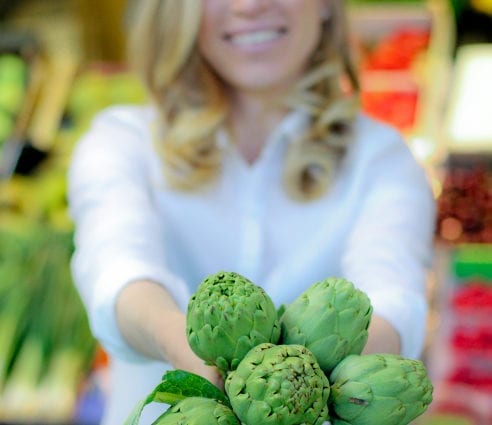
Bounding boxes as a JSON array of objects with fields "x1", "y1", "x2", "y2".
[
  {"x1": 330, "y1": 380, "x2": 372, "y2": 421},
  {"x1": 277, "y1": 303, "x2": 287, "y2": 319},
  {"x1": 331, "y1": 420, "x2": 353, "y2": 425},
  {"x1": 151, "y1": 397, "x2": 240, "y2": 425},
  {"x1": 329, "y1": 354, "x2": 384, "y2": 383}
]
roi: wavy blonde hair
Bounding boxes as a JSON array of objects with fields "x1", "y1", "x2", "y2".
[{"x1": 129, "y1": 0, "x2": 360, "y2": 200}]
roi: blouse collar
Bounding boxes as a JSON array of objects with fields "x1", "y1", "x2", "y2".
[{"x1": 216, "y1": 107, "x2": 311, "y2": 163}]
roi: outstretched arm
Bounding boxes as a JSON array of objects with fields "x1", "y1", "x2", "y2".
[{"x1": 115, "y1": 279, "x2": 223, "y2": 387}]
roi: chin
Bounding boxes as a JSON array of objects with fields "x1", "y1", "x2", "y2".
[{"x1": 224, "y1": 66, "x2": 299, "y2": 95}]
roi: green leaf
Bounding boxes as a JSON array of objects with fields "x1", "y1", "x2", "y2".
[
  {"x1": 123, "y1": 370, "x2": 230, "y2": 425},
  {"x1": 155, "y1": 370, "x2": 230, "y2": 406}
]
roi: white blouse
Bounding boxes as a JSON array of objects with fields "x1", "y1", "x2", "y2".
[{"x1": 68, "y1": 105, "x2": 436, "y2": 425}]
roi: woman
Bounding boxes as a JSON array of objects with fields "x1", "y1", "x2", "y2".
[{"x1": 67, "y1": 1, "x2": 436, "y2": 424}]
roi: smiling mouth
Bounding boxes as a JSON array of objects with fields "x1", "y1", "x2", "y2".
[{"x1": 225, "y1": 28, "x2": 287, "y2": 46}]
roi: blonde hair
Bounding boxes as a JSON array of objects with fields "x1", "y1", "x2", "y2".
[{"x1": 129, "y1": 0, "x2": 360, "y2": 200}]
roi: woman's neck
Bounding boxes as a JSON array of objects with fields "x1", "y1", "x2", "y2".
[{"x1": 227, "y1": 90, "x2": 288, "y2": 165}]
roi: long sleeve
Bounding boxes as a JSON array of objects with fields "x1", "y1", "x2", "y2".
[
  {"x1": 341, "y1": 125, "x2": 436, "y2": 359},
  {"x1": 67, "y1": 107, "x2": 190, "y2": 362}
]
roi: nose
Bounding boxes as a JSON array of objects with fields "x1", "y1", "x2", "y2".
[{"x1": 230, "y1": 0, "x2": 271, "y2": 17}]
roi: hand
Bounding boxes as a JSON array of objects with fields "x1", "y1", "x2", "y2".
[
  {"x1": 161, "y1": 311, "x2": 224, "y2": 388},
  {"x1": 116, "y1": 280, "x2": 224, "y2": 388},
  {"x1": 172, "y1": 344, "x2": 224, "y2": 389}
]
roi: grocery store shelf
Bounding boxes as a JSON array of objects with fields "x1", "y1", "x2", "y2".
[{"x1": 349, "y1": 0, "x2": 456, "y2": 166}]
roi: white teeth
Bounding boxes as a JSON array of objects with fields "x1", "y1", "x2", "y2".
[{"x1": 230, "y1": 30, "x2": 282, "y2": 46}]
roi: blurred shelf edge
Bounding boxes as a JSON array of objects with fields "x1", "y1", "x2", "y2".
[
  {"x1": 443, "y1": 43, "x2": 492, "y2": 156},
  {"x1": 26, "y1": 55, "x2": 79, "y2": 152},
  {"x1": 409, "y1": 0, "x2": 456, "y2": 166}
]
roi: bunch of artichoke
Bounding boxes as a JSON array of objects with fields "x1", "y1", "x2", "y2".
[
  {"x1": 186, "y1": 271, "x2": 280, "y2": 374},
  {"x1": 225, "y1": 343, "x2": 330, "y2": 425},
  {"x1": 280, "y1": 277, "x2": 373, "y2": 374},
  {"x1": 328, "y1": 353, "x2": 434, "y2": 425},
  {"x1": 124, "y1": 271, "x2": 434, "y2": 425},
  {"x1": 152, "y1": 397, "x2": 239, "y2": 425}
]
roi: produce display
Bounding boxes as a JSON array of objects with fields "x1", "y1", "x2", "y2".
[
  {"x1": 359, "y1": 27, "x2": 430, "y2": 71},
  {"x1": 0, "y1": 47, "x2": 161, "y2": 423},
  {"x1": 0, "y1": 123, "x2": 107, "y2": 423},
  {"x1": 360, "y1": 89, "x2": 419, "y2": 135},
  {"x1": 0, "y1": 62, "x2": 148, "y2": 424},
  {"x1": 448, "y1": 281, "x2": 492, "y2": 391},
  {"x1": 124, "y1": 271, "x2": 434, "y2": 425},
  {"x1": 0, "y1": 216, "x2": 96, "y2": 423},
  {"x1": 423, "y1": 242, "x2": 492, "y2": 425},
  {"x1": 436, "y1": 164, "x2": 492, "y2": 244},
  {"x1": 357, "y1": 27, "x2": 431, "y2": 134}
]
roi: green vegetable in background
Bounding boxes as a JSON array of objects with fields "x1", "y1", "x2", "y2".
[
  {"x1": 0, "y1": 54, "x2": 27, "y2": 116},
  {"x1": 0, "y1": 109, "x2": 14, "y2": 143},
  {"x1": 186, "y1": 271, "x2": 280, "y2": 374},
  {"x1": 329, "y1": 353, "x2": 434, "y2": 425},
  {"x1": 225, "y1": 343, "x2": 330, "y2": 425},
  {"x1": 0, "y1": 220, "x2": 96, "y2": 423},
  {"x1": 152, "y1": 397, "x2": 239, "y2": 425},
  {"x1": 280, "y1": 277, "x2": 373, "y2": 374},
  {"x1": 0, "y1": 54, "x2": 26, "y2": 84}
]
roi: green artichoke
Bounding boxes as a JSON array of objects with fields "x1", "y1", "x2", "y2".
[
  {"x1": 280, "y1": 277, "x2": 372, "y2": 373},
  {"x1": 329, "y1": 353, "x2": 434, "y2": 425},
  {"x1": 186, "y1": 271, "x2": 280, "y2": 373},
  {"x1": 225, "y1": 343, "x2": 330, "y2": 425},
  {"x1": 152, "y1": 397, "x2": 239, "y2": 425}
]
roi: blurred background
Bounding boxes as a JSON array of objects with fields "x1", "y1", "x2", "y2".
[{"x1": 0, "y1": 0, "x2": 491, "y2": 424}]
